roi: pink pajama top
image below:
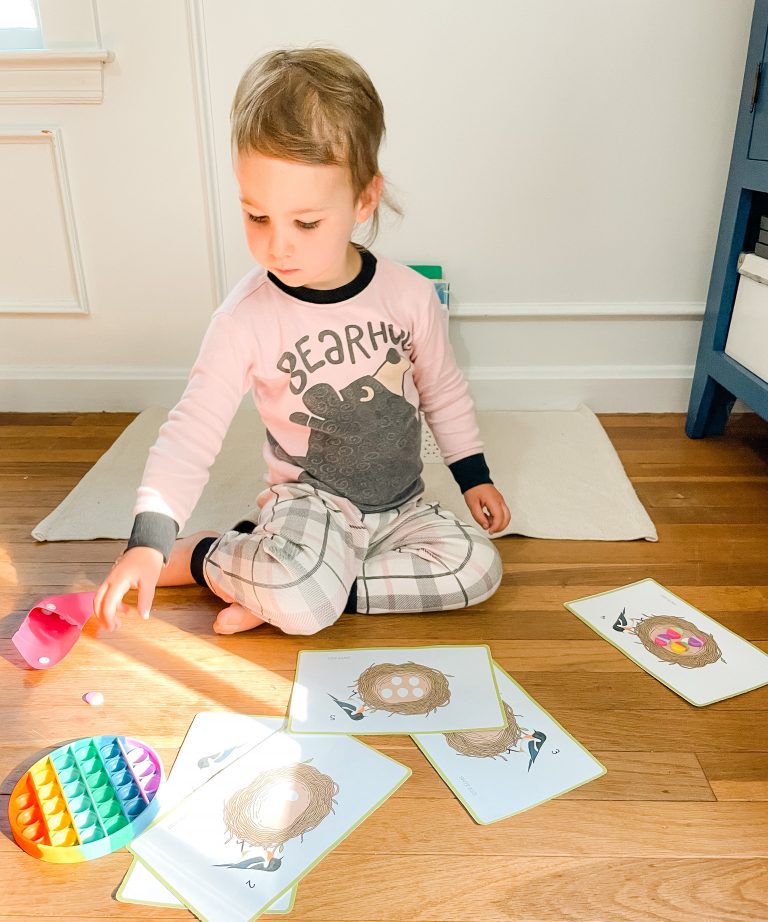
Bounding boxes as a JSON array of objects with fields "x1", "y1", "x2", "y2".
[{"x1": 128, "y1": 249, "x2": 494, "y2": 560}]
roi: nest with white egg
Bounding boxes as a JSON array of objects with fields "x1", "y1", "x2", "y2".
[
  {"x1": 355, "y1": 661, "x2": 451, "y2": 716},
  {"x1": 223, "y1": 762, "x2": 338, "y2": 850}
]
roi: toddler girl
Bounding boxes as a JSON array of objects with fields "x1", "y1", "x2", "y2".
[{"x1": 94, "y1": 47, "x2": 509, "y2": 635}]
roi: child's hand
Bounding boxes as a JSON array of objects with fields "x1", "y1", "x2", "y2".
[
  {"x1": 93, "y1": 546, "x2": 164, "y2": 631},
  {"x1": 463, "y1": 484, "x2": 511, "y2": 535}
]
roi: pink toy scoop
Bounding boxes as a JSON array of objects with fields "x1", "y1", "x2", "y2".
[{"x1": 12, "y1": 591, "x2": 95, "y2": 669}]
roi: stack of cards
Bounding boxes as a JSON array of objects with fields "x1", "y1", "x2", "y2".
[
  {"x1": 288, "y1": 645, "x2": 605, "y2": 826},
  {"x1": 122, "y1": 645, "x2": 605, "y2": 920},
  {"x1": 119, "y1": 714, "x2": 298, "y2": 915},
  {"x1": 123, "y1": 716, "x2": 410, "y2": 921}
]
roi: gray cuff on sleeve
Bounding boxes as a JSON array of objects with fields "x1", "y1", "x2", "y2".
[{"x1": 127, "y1": 511, "x2": 179, "y2": 563}]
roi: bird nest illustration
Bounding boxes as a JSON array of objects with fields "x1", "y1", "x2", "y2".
[
  {"x1": 443, "y1": 701, "x2": 521, "y2": 758},
  {"x1": 354, "y1": 661, "x2": 451, "y2": 715},
  {"x1": 223, "y1": 762, "x2": 338, "y2": 851},
  {"x1": 635, "y1": 614, "x2": 722, "y2": 668}
]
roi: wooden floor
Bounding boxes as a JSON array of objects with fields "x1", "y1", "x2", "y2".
[{"x1": 1, "y1": 412, "x2": 767, "y2": 922}]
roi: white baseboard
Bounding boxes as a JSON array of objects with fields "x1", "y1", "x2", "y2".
[
  {"x1": 1, "y1": 367, "x2": 189, "y2": 412},
  {"x1": 0, "y1": 363, "x2": 697, "y2": 412},
  {"x1": 450, "y1": 302, "x2": 704, "y2": 320},
  {"x1": 466, "y1": 364, "x2": 695, "y2": 411}
]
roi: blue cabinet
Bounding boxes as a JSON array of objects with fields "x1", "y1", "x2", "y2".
[{"x1": 687, "y1": 0, "x2": 768, "y2": 436}]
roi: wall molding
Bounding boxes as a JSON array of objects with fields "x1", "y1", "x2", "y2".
[
  {"x1": 0, "y1": 127, "x2": 89, "y2": 315},
  {"x1": 0, "y1": 49, "x2": 113, "y2": 104},
  {"x1": 451, "y1": 301, "x2": 705, "y2": 320},
  {"x1": 186, "y1": 0, "x2": 228, "y2": 305},
  {"x1": 465, "y1": 363, "x2": 693, "y2": 381}
]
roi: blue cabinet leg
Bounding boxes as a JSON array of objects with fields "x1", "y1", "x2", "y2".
[{"x1": 686, "y1": 371, "x2": 736, "y2": 438}]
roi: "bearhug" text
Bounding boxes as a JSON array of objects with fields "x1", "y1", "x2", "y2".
[{"x1": 277, "y1": 322, "x2": 413, "y2": 394}]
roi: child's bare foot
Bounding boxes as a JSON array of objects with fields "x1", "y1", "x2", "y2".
[
  {"x1": 213, "y1": 602, "x2": 266, "y2": 635},
  {"x1": 156, "y1": 531, "x2": 219, "y2": 586}
]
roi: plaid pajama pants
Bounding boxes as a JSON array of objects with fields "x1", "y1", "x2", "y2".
[{"x1": 197, "y1": 482, "x2": 502, "y2": 636}]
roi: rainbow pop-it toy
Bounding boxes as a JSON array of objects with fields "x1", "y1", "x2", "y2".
[{"x1": 9, "y1": 735, "x2": 163, "y2": 862}]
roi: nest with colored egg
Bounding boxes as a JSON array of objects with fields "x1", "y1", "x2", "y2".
[{"x1": 635, "y1": 615, "x2": 722, "y2": 668}]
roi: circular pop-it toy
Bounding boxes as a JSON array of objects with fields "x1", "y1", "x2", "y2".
[{"x1": 9, "y1": 735, "x2": 163, "y2": 863}]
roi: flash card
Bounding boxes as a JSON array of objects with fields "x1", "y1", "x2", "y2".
[
  {"x1": 118, "y1": 714, "x2": 296, "y2": 913},
  {"x1": 412, "y1": 662, "x2": 605, "y2": 824},
  {"x1": 565, "y1": 578, "x2": 768, "y2": 706},
  {"x1": 287, "y1": 645, "x2": 506, "y2": 734}
]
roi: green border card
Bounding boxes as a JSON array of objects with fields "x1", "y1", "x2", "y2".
[
  {"x1": 564, "y1": 578, "x2": 768, "y2": 706},
  {"x1": 117, "y1": 713, "x2": 296, "y2": 913},
  {"x1": 129, "y1": 729, "x2": 410, "y2": 922},
  {"x1": 287, "y1": 645, "x2": 506, "y2": 735},
  {"x1": 412, "y1": 662, "x2": 605, "y2": 824}
]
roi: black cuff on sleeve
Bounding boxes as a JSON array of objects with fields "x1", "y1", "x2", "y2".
[
  {"x1": 191, "y1": 535, "x2": 217, "y2": 587},
  {"x1": 126, "y1": 511, "x2": 179, "y2": 564},
  {"x1": 448, "y1": 453, "x2": 493, "y2": 494}
]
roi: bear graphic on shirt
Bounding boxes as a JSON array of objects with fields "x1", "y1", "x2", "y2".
[{"x1": 268, "y1": 347, "x2": 423, "y2": 509}]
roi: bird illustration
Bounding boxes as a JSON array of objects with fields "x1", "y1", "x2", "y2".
[
  {"x1": 215, "y1": 854, "x2": 282, "y2": 872},
  {"x1": 527, "y1": 731, "x2": 547, "y2": 772},
  {"x1": 197, "y1": 745, "x2": 240, "y2": 770},
  {"x1": 328, "y1": 693, "x2": 365, "y2": 720},
  {"x1": 612, "y1": 608, "x2": 628, "y2": 632}
]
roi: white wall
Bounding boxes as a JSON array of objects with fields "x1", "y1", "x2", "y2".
[{"x1": 0, "y1": 0, "x2": 755, "y2": 411}]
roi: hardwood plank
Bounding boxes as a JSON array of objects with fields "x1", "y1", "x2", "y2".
[
  {"x1": 636, "y1": 481, "x2": 768, "y2": 508},
  {"x1": 0, "y1": 462, "x2": 95, "y2": 477},
  {"x1": 0, "y1": 412, "x2": 137, "y2": 427},
  {"x1": 3, "y1": 580, "x2": 765, "y2": 614},
  {"x1": 289, "y1": 798, "x2": 768, "y2": 858},
  {"x1": 0, "y1": 450, "x2": 114, "y2": 462},
  {"x1": 285, "y1": 856, "x2": 768, "y2": 922},
  {"x1": 697, "y1": 752, "x2": 768, "y2": 802},
  {"x1": 0, "y1": 425, "x2": 131, "y2": 438},
  {"x1": 1, "y1": 697, "x2": 765, "y2": 753},
  {"x1": 544, "y1": 710, "x2": 768, "y2": 752},
  {"x1": 1, "y1": 436, "x2": 135, "y2": 451},
  {"x1": 0, "y1": 857, "x2": 766, "y2": 922},
  {"x1": 48, "y1": 557, "x2": 768, "y2": 588},
  {"x1": 629, "y1": 470, "x2": 768, "y2": 482}
]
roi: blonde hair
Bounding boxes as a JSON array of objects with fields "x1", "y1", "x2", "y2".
[{"x1": 230, "y1": 47, "x2": 400, "y2": 244}]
